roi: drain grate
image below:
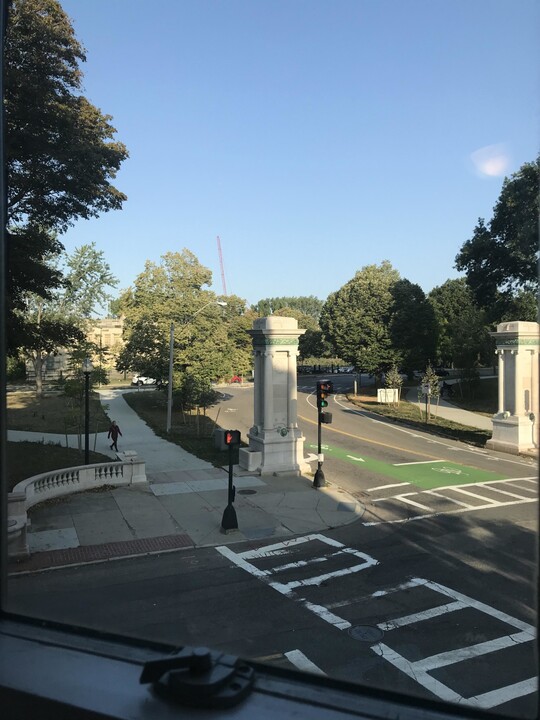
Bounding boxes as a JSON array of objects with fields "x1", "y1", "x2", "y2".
[
  {"x1": 238, "y1": 488, "x2": 257, "y2": 495},
  {"x1": 348, "y1": 625, "x2": 384, "y2": 642}
]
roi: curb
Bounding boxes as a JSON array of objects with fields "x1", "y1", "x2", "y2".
[{"x1": 8, "y1": 532, "x2": 194, "y2": 575}]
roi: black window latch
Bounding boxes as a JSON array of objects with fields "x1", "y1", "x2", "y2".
[{"x1": 140, "y1": 646, "x2": 255, "y2": 709}]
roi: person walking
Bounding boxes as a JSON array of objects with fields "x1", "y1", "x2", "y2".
[{"x1": 108, "y1": 420, "x2": 122, "y2": 452}]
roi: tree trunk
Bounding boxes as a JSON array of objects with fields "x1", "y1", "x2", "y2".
[{"x1": 32, "y1": 351, "x2": 44, "y2": 397}]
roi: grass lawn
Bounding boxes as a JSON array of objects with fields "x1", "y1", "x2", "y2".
[
  {"x1": 7, "y1": 390, "x2": 114, "y2": 492},
  {"x1": 7, "y1": 441, "x2": 113, "y2": 492},
  {"x1": 7, "y1": 390, "x2": 111, "y2": 433}
]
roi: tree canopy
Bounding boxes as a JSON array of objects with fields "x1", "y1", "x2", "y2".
[
  {"x1": 116, "y1": 251, "x2": 249, "y2": 403},
  {"x1": 5, "y1": 0, "x2": 128, "y2": 351},
  {"x1": 455, "y1": 156, "x2": 539, "y2": 321},
  {"x1": 252, "y1": 296, "x2": 324, "y2": 320},
  {"x1": 428, "y1": 279, "x2": 491, "y2": 368},
  {"x1": 20, "y1": 243, "x2": 118, "y2": 394},
  {"x1": 320, "y1": 261, "x2": 401, "y2": 374}
]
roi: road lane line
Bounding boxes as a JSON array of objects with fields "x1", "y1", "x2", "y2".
[
  {"x1": 478, "y1": 484, "x2": 534, "y2": 500},
  {"x1": 367, "y1": 482, "x2": 410, "y2": 491},
  {"x1": 363, "y1": 497, "x2": 537, "y2": 525},
  {"x1": 425, "y1": 491, "x2": 473, "y2": 508},
  {"x1": 415, "y1": 631, "x2": 534, "y2": 672},
  {"x1": 327, "y1": 396, "x2": 537, "y2": 468},
  {"x1": 393, "y1": 460, "x2": 444, "y2": 466},
  {"x1": 448, "y1": 487, "x2": 500, "y2": 503},
  {"x1": 377, "y1": 600, "x2": 466, "y2": 630},
  {"x1": 394, "y1": 494, "x2": 432, "y2": 511},
  {"x1": 371, "y1": 643, "x2": 463, "y2": 703},
  {"x1": 468, "y1": 678, "x2": 538, "y2": 709},
  {"x1": 284, "y1": 650, "x2": 326, "y2": 676}
]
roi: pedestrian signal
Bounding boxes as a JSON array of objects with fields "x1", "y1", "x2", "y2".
[{"x1": 224, "y1": 430, "x2": 241, "y2": 446}]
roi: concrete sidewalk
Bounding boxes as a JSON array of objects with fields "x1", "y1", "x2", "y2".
[{"x1": 8, "y1": 388, "x2": 364, "y2": 573}]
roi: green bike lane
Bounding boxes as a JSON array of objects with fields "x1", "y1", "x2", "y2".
[{"x1": 307, "y1": 442, "x2": 509, "y2": 490}]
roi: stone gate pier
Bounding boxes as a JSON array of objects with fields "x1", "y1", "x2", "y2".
[
  {"x1": 487, "y1": 321, "x2": 539, "y2": 456},
  {"x1": 239, "y1": 316, "x2": 310, "y2": 476}
]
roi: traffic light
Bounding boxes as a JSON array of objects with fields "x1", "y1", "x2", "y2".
[
  {"x1": 316, "y1": 381, "x2": 334, "y2": 409},
  {"x1": 224, "y1": 430, "x2": 241, "y2": 446}
]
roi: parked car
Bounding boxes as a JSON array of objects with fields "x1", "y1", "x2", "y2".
[
  {"x1": 435, "y1": 367, "x2": 450, "y2": 376},
  {"x1": 131, "y1": 375, "x2": 157, "y2": 386},
  {"x1": 229, "y1": 375, "x2": 243, "y2": 383}
]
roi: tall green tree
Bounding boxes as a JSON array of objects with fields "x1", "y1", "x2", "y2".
[
  {"x1": 428, "y1": 279, "x2": 491, "y2": 368},
  {"x1": 117, "y1": 251, "x2": 246, "y2": 404},
  {"x1": 5, "y1": 0, "x2": 128, "y2": 351},
  {"x1": 389, "y1": 280, "x2": 438, "y2": 375},
  {"x1": 19, "y1": 243, "x2": 118, "y2": 394},
  {"x1": 455, "y1": 156, "x2": 539, "y2": 322},
  {"x1": 253, "y1": 296, "x2": 324, "y2": 320},
  {"x1": 320, "y1": 261, "x2": 401, "y2": 374}
]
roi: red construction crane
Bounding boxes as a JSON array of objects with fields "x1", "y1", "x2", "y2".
[{"x1": 216, "y1": 235, "x2": 228, "y2": 296}]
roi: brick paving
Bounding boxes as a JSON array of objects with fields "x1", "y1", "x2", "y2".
[{"x1": 8, "y1": 532, "x2": 194, "y2": 574}]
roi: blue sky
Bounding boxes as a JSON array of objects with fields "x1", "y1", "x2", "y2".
[{"x1": 60, "y1": 0, "x2": 538, "y2": 311}]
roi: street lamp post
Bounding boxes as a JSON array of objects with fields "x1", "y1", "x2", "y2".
[
  {"x1": 166, "y1": 300, "x2": 227, "y2": 433},
  {"x1": 82, "y1": 358, "x2": 93, "y2": 464}
]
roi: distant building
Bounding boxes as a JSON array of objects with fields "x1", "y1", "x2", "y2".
[{"x1": 25, "y1": 317, "x2": 125, "y2": 382}]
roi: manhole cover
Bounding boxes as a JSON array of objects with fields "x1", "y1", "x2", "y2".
[
  {"x1": 348, "y1": 625, "x2": 384, "y2": 642},
  {"x1": 238, "y1": 488, "x2": 257, "y2": 495}
]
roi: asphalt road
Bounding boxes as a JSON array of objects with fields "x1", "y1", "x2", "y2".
[{"x1": 8, "y1": 379, "x2": 538, "y2": 715}]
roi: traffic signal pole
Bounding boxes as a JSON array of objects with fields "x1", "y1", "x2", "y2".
[
  {"x1": 221, "y1": 430, "x2": 240, "y2": 532},
  {"x1": 313, "y1": 381, "x2": 333, "y2": 488},
  {"x1": 313, "y1": 407, "x2": 326, "y2": 487}
]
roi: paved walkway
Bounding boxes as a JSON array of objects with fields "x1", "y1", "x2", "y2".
[
  {"x1": 8, "y1": 388, "x2": 364, "y2": 573},
  {"x1": 405, "y1": 386, "x2": 494, "y2": 431}
]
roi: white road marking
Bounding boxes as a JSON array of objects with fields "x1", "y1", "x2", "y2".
[
  {"x1": 447, "y1": 487, "x2": 500, "y2": 504},
  {"x1": 304, "y1": 453, "x2": 318, "y2": 463},
  {"x1": 367, "y1": 482, "x2": 410, "y2": 491},
  {"x1": 364, "y1": 477, "x2": 538, "y2": 525},
  {"x1": 332, "y1": 395, "x2": 536, "y2": 467},
  {"x1": 393, "y1": 460, "x2": 444, "y2": 466},
  {"x1": 216, "y1": 533, "x2": 378, "y2": 629},
  {"x1": 377, "y1": 600, "x2": 466, "y2": 630},
  {"x1": 467, "y1": 678, "x2": 538, "y2": 709},
  {"x1": 218, "y1": 535, "x2": 536, "y2": 709},
  {"x1": 477, "y1": 484, "x2": 532, "y2": 500},
  {"x1": 425, "y1": 490, "x2": 473, "y2": 508},
  {"x1": 415, "y1": 631, "x2": 534, "y2": 672},
  {"x1": 371, "y1": 578, "x2": 536, "y2": 708},
  {"x1": 284, "y1": 650, "x2": 326, "y2": 676},
  {"x1": 363, "y1": 497, "x2": 538, "y2": 526},
  {"x1": 346, "y1": 455, "x2": 365, "y2": 462}
]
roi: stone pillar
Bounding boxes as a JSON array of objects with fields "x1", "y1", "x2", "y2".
[
  {"x1": 496, "y1": 350, "x2": 504, "y2": 414},
  {"x1": 239, "y1": 316, "x2": 309, "y2": 476},
  {"x1": 487, "y1": 321, "x2": 539, "y2": 456}
]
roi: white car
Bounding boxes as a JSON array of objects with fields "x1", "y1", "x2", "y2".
[{"x1": 131, "y1": 375, "x2": 157, "y2": 386}]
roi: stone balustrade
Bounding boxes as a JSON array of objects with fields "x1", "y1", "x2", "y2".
[{"x1": 8, "y1": 458, "x2": 146, "y2": 560}]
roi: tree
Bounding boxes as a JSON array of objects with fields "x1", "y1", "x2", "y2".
[
  {"x1": 455, "y1": 156, "x2": 539, "y2": 321},
  {"x1": 253, "y1": 296, "x2": 324, "y2": 320},
  {"x1": 389, "y1": 280, "x2": 438, "y2": 375},
  {"x1": 428, "y1": 279, "x2": 491, "y2": 368},
  {"x1": 18, "y1": 243, "x2": 118, "y2": 394},
  {"x1": 5, "y1": 0, "x2": 128, "y2": 351},
  {"x1": 117, "y1": 251, "x2": 245, "y2": 409},
  {"x1": 320, "y1": 261, "x2": 401, "y2": 375}
]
